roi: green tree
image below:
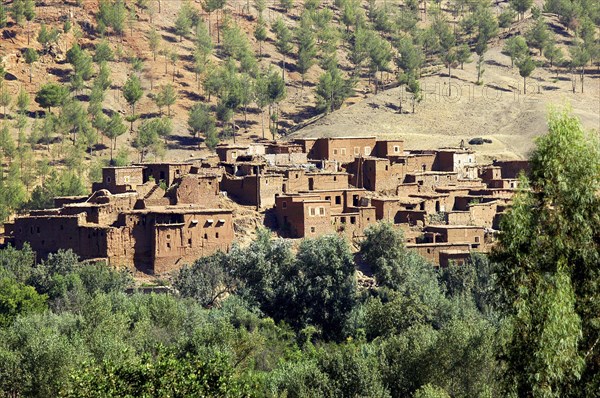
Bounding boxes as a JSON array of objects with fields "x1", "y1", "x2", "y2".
[
  {"x1": 122, "y1": 74, "x2": 143, "y2": 130},
  {"x1": 188, "y1": 103, "x2": 217, "y2": 148},
  {"x1": 516, "y1": 55, "x2": 536, "y2": 94},
  {"x1": 509, "y1": 0, "x2": 533, "y2": 20},
  {"x1": 413, "y1": 384, "x2": 450, "y2": 398},
  {"x1": 147, "y1": 28, "x2": 161, "y2": 61},
  {"x1": 543, "y1": 38, "x2": 563, "y2": 68},
  {"x1": 0, "y1": 277, "x2": 47, "y2": 327},
  {"x1": 0, "y1": 4, "x2": 7, "y2": 28},
  {"x1": 395, "y1": 37, "x2": 423, "y2": 114},
  {"x1": 455, "y1": 44, "x2": 472, "y2": 69},
  {"x1": 272, "y1": 18, "x2": 293, "y2": 80},
  {"x1": 569, "y1": 41, "x2": 590, "y2": 93},
  {"x1": 16, "y1": 87, "x2": 30, "y2": 115},
  {"x1": 93, "y1": 40, "x2": 114, "y2": 63},
  {"x1": 254, "y1": 16, "x2": 267, "y2": 57},
  {"x1": 174, "y1": 3, "x2": 192, "y2": 41},
  {"x1": 503, "y1": 35, "x2": 528, "y2": 67},
  {"x1": 0, "y1": 84, "x2": 11, "y2": 118},
  {"x1": 282, "y1": 235, "x2": 356, "y2": 340},
  {"x1": 296, "y1": 14, "x2": 317, "y2": 89},
  {"x1": 315, "y1": 66, "x2": 353, "y2": 114},
  {"x1": 35, "y1": 83, "x2": 68, "y2": 113},
  {"x1": 103, "y1": 112, "x2": 127, "y2": 162},
  {"x1": 23, "y1": 47, "x2": 38, "y2": 83},
  {"x1": 493, "y1": 109, "x2": 599, "y2": 397},
  {"x1": 525, "y1": 17, "x2": 550, "y2": 56},
  {"x1": 133, "y1": 118, "x2": 164, "y2": 161},
  {"x1": 155, "y1": 84, "x2": 176, "y2": 117}
]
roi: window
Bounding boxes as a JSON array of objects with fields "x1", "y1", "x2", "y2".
[
  {"x1": 364, "y1": 146, "x2": 371, "y2": 155},
  {"x1": 335, "y1": 196, "x2": 341, "y2": 205},
  {"x1": 167, "y1": 242, "x2": 171, "y2": 249},
  {"x1": 319, "y1": 207, "x2": 325, "y2": 215},
  {"x1": 333, "y1": 176, "x2": 337, "y2": 181},
  {"x1": 295, "y1": 173, "x2": 299, "y2": 178},
  {"x1": 393, "y1": 145, "x2": 400, "y2": 153},
  {"x1": 325, "y1": 196, "x2": 331, "y2": 201},
  {"x1": 310, "y1": 207, "x2": 316, "y2": 216},
  {"x1": 475, "y1": 236, "x2": 480, "y2": 243},
  {"x1": 333, "y1": 149, "x2": 338, "y2": 155},
  {"x1": 385, "y1": 165, "x2": 389, "y2": 171},
  {"x1": 204, "y1": 233, "x2": 208, "y2": 239},
  {"x1": 232, "y1": 151, "x2": 237, "y2": 159},
  {"x1": 341, "y1": 217, "x2": 346, "y2": 223},
  {"x1": 215, "y1": 232, "x2": 219, "y2": 238},
  {"x1": 282, "y1": 201, "x2": 287, "y2": 209},
  {"x1": 427, "y1": 248, "x2": 431, "y2": 254},
  {"x1": 350, "y1": 216, "x2": 356, "y2": 224},
  {"x1": 124, "y1": 176, "x2": 130, "y2": 183},
  {"x1": 434, "y1": 175, "x2": 439, "y2": 181},
  {"x1": 167, "y1": 234, "x2": 171, "y2": 239},
  {"x1": 354, "y1": 147, "x2": 360, "y2": 155},
  {"x1": 340, "y1": 148, "x2": 346, "y2": 155},
  {"x1": 310, "y1": 227, "x2": 316, "y2": 233},
  {"x1": 188, "y1": 238, "x2": 192, "y2": 246}
]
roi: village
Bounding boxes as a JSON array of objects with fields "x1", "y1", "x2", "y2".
[{"x1": 3, "y1": 136, "x2": 528, "y2": 275}]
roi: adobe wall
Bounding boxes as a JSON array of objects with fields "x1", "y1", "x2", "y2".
[
  {"x1": 264, "y1": 153, "x2": 308, "y2": 165},
  {"x1": 325, "y1": 137, "x2": 377, "y2": 163},
  {"x1": 493, "y1": 160, "x2": 530, "y2": 179},
  {"x1": 142, "y1": 163, "x2": 193, "y2": 186},
  {"x1": 152, "y1": 212, "x2": 233, "y2": 274},
  {"x1": 9, "y1": 214, "x2": 111, "y2": 261},
  {"x1": 439, "y1": 251, "x2": 471, "y2": 267},
  {"x1": 374, "y1": 140, "x2": 404, "y2": 157},
  {"x1": 174, "y1": 174, "x2": 219, "y2": 204},
  {"x1": 407, "y1": 243, "x2": 471, "y2": 265}
]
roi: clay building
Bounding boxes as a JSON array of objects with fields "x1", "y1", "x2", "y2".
[
  {"x1": 92, "y1": 166, "x2": 145, "y2": 194},
  {"x1": 6, "y1": 163, "x2": 235, "y2": 274},
  {"x1": 294, "y1": 136, "x2": 377, "y2": 164},
  {"x1": 274, "y1": 188, "x2": 376, "y2": 239},
  {"x1": 138, "y1": 162, "x2": 194, "y2": 187}
]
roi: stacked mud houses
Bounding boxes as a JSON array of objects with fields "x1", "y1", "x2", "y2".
[{"x1": 3, "y1": 136, "x2": 529, "y2": 274}]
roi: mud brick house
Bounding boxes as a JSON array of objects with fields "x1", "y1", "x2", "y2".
[
  {"x1": 6, "y1": 164, "x2": 234, "y2": 274},
  {"x1": 92, "y1": 166, "x2": 145, "y2": 194},
  {"x1": 220, "y1": 173, "x2": 284, "y2": 209},
  {"x1": 435, "y1": 147, "x2": 478, "y2": 179},
  {"x1": 274, "y1": 188, "x2": 376, "y2": 238},
  {"x1": 294, "y1": 136, "x2": 378, "y2": 164},
  {"x1": 407, "y1": 243, "x2": 472, "y2": 267}
]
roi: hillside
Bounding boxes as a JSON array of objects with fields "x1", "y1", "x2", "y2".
[{"x1": 0, "y1": 0, "x2": 598, "y2": 219}]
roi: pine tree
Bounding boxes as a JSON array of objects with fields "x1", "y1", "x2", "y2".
[
  {"x1": 103, "y1": 113, "x2": 127, "y2": 162},
  {"x1": 122, "y1": 74, "x2": 143, "y2": 131},
  {"x1": 23, "y1": 48, "x2": 38, "y2": 83},
  {"x1": 516, "y1": 55, "x2": 536, "y2": 94},
  {"x1": 296, "y1": 14, "x2": 317, "y2": 90}
]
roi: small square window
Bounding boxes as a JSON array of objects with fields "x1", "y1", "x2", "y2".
[
  {"x1": 167, "y1": 242, "x2": 171, "y2": 249},
  {"x1": 350, "y1": 216, "x2": 356, "y2": 224},
  {"x1": 354, "y1": 147, "x2": 360, "y2": 155},
  {"x1": 335, "y1": 196, "x2": 341, "y2": 205},
  {"x1": 310, "y1": 207, "x2": 316, "y2": 216},
  {"x1": 319, "y1": 207, "x2": 325, "y2": 215},
  {"x1": 341, "y1": 148, "x2": 346, "y2": 155},
  {"x1": 364, "y1": 146, "x2": 371, "y2": 155},
  {"x1": 310, "y1": 227, "x2": 316, "y2": 233},
  {"x1": 167, "y1": 234, "x2": 171, "y2": 239},
  {"x1": 394, "y1": 145, "x2": 400, "y2": 153},
  {"x1": 333, "y1": 149, "x2": 338, "y2": 155}
]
